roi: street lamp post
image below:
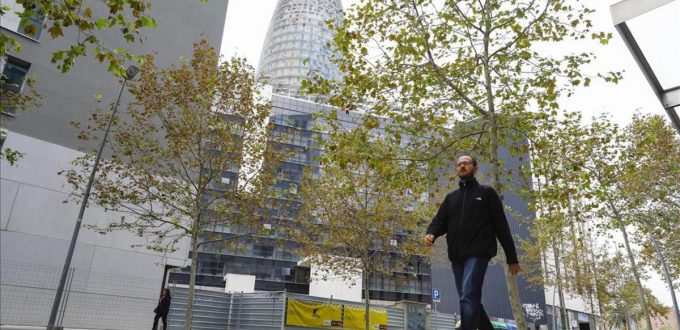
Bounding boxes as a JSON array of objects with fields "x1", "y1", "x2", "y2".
[{"x1": 47, "y1": 66, "x2": 139, "y2": 330}]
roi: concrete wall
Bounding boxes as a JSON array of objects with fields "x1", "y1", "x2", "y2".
[
  {"x1": 0, "y1": 0, "x2": 230, "y2": 277},
  {"x1": 2, "y1": 0, "x2": 229, "y2": 150},
  {"x1": 0, "y1": 133, "x2": 194, "y2": 328},
  {"x1": 0, "y1": 132, "x2": 189, "y2": 275}
]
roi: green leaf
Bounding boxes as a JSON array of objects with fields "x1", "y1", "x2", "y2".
[
  {"x1": 48, "y1": 25, "x2": 64, "y2": 38},
  {"x1": 95, "y1": 18, "x2": 109, "y2": 29},
  {"x1": 140, "y1": 16, "x2": 158, "y2": 29}
]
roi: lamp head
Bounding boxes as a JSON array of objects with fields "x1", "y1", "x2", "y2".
[{"x1": 125, "y1": 65, "x2": 140, "y2": 79}]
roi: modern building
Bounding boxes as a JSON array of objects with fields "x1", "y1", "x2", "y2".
[
  {"x1": 0, "y1": 1, "x2": 229, "y2": 328},
  {"x1": 257, "y1": 0, "x2": 343, "y2": 95},
  {"x1": 169, "y1": 93, "x2": 435, "y2": 303}
]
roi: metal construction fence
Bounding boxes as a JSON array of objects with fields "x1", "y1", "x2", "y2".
[
  {"x1": 0, "y1": 259, "x2": 160, "y2": 329},
  {"x1": 167, "y1": 285, "x2": 460, "y2": 330},
  {"x1": 1, "y1": 260, "x2": 459, "y2": 329}
]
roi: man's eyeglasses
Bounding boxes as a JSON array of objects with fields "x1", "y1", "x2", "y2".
[{"x1": 457, "y1": 161, "x2": 474, "y2": 167}]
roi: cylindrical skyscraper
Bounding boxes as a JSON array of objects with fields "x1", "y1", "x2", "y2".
[{"x1": 257, "y1": 0, "x2": 343, "y2": 95}]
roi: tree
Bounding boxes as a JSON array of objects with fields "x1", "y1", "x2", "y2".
[
  {"x1": 525, "y1": 112, "x2": 679, "y2": 330},
  {"x1": 620, "y1": 114, "x2": 680, "y2": 287},
  {"x1": 61, "y1": 40, "x2": 285, "y2": 329},
  {"x1": 594, "y1": 249, "x2": 669, "y2": 330},
  {"x1": 521, "y1": 111, "x2": 601, "y2": 329},
  {"x1": 583, "y1": 115, "x2": 658, "y2": 330},
  {"x1": 289, "y1": 125, "x2": 432, "y2": 330},
  {"x1": 619, "y1": 114, "x2": 680, "y2": 328},
  {"x1": 1, "y1": 0, "x2": 161, "y2": 76},
  {"x1": 303, "y1": 1, "x2": 621, "y2": 326}
]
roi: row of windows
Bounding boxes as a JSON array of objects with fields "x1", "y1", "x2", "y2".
[
  {"x1": 191, "y1": 251, "x2": 306, "y2": 281},
  {"x1": 183, "y1": 250, "x2": 433, "y2": 298},
  {"x1": 167, "y1": 272, "x2": 311, "y2": 294},
  {"x1": 368, "y1": 276, "x2": 431, "y2": 295}
]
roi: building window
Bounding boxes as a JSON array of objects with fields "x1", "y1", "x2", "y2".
[
  {"x1": 1, "y1": 56, "x2": 30, "y2": 92},
  {"x1": 0, "y1": 128, "x2": 7, "y2": 149},
  {"x1": 18, "y1": 8, "x2": 45, "y2": 39},
  {"x1": 1, "y1": 56, "x2": 31, "y2": 115},
  {"x1": 0, "y1": 1, "x2": 44, "y2": 40}
]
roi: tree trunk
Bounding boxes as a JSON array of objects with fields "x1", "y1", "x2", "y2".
[
  {"x1": 586, "y1": 230, "x2": 604, "y2": 330},
  {"x1": 542, "y1": 248, "x2": 550, "y2": 286},
  {"x1": 619, "y1": 224, "x2": 653, "y2": 330},
  {"x1": 605, "y1": 199, "x2": 652, "y2": 330},
  {"x1": 363, "y1": 269, "x2": 371, "y2": 330},
  {"x1": 587, "y1": 247, "x2": 599, "y2": 330},
  {"x1": 553, "y1": 244, "x2": 569, "y2": 330},
  {"x1": 552, "y1": 286, "x2": 557, "y2": 330},
  {"x1": 184, "y1": 231, "x2": 200, "y2": 330},
  {"x1": 488, "y1": 111, "x2": 527, "y2": 329},
  {"x1": 485, "y1": 69, "x2": 527, "y2": 330},
  {"x1": 482, "y1": 0, "x2": 527, "y2": 321},
  {"x1": 646, "y1": 223, "x2": 680, "y2": 330},
  {"x1": 567, "y1": 208, "x2": 583, "y2": 295}
]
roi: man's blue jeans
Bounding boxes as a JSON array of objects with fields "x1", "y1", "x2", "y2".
[{"x1": 452, "y1": 257, "x2": 493, "y2": 330}]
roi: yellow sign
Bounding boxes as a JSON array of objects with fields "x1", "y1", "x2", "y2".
[
  {"x1": 286, "y1": 299, "x2": 343, "y2": 328},
  {"x1": 343, "y1": 305, "x2": 388, "y2": 330}
]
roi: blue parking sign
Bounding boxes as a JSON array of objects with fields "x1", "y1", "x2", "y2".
[{"x1": 432, "y1": 288, "x2": 441, "y2": 302}]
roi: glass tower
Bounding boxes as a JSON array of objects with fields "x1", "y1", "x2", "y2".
[{"x1": 257, "y1": 0, "x2": 343, "y2": 95}]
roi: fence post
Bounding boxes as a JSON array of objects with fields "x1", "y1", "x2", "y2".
[
  {"x1": 280, "y1": 292, "x2": 287, "y2": 330},
  {"x1": 236, "y1": 291, "x2": 242, "y2": 330},
  {"x1": 227, "y1": 292, "x2": 234, "y2": 328}
]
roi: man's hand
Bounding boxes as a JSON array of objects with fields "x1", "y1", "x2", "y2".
[
  {"x1": 424, "y1": 234, "x2": 435, "y2": 247},
  {"x1": 508, "y1": 263, "x2": 521, "y2": 276}
]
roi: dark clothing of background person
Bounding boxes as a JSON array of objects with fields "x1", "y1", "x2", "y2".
[
  {"x1": 427, "y1": 177, "x2": 519, "y2": 330},
  {"x1": 153, "y1": 294, "x2": 171, "y2": 330}
]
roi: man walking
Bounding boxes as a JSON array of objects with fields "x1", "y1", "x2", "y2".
[{"x1": 425, "y1": 155, "x2": 521, "y2": 330}]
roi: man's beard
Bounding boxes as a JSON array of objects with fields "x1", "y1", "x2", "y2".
[{"x1": 458, "y1": 172, "x2": 474, "y2": 181}]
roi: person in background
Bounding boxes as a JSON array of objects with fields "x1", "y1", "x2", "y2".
[{"x1": 153, "y1": 288, "x2": 171, "y2": 330}]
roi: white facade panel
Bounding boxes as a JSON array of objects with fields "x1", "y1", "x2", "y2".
[
  {"x1": 224, "y1": 273, "x2": 256, "y2": 293},
  {"x1": 0, "y1": 132, "x2": 189, "y2": 275}
]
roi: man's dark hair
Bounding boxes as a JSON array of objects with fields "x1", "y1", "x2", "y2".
[{"x1": 457, "y1": 154, "x2": 478, "y2": 166}]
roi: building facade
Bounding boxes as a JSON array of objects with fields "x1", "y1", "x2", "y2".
[
  {"x1": 257, "y1": 0, "x2": 343, "y2": 95},
  {"x1": 0, "y1": 1, "x2": 229, "y2": 328},
  {"x1": 170, "y1": 93, "x2": 434, "y2": 303}
]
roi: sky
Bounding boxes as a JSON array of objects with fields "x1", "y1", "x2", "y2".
[{"x1": 219, "y1": 0, "x2": 678, "y2": 308}]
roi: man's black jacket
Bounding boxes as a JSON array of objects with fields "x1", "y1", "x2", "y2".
[{"x1": 426, "y1": 178, "x2": 518, "y2": 264}]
